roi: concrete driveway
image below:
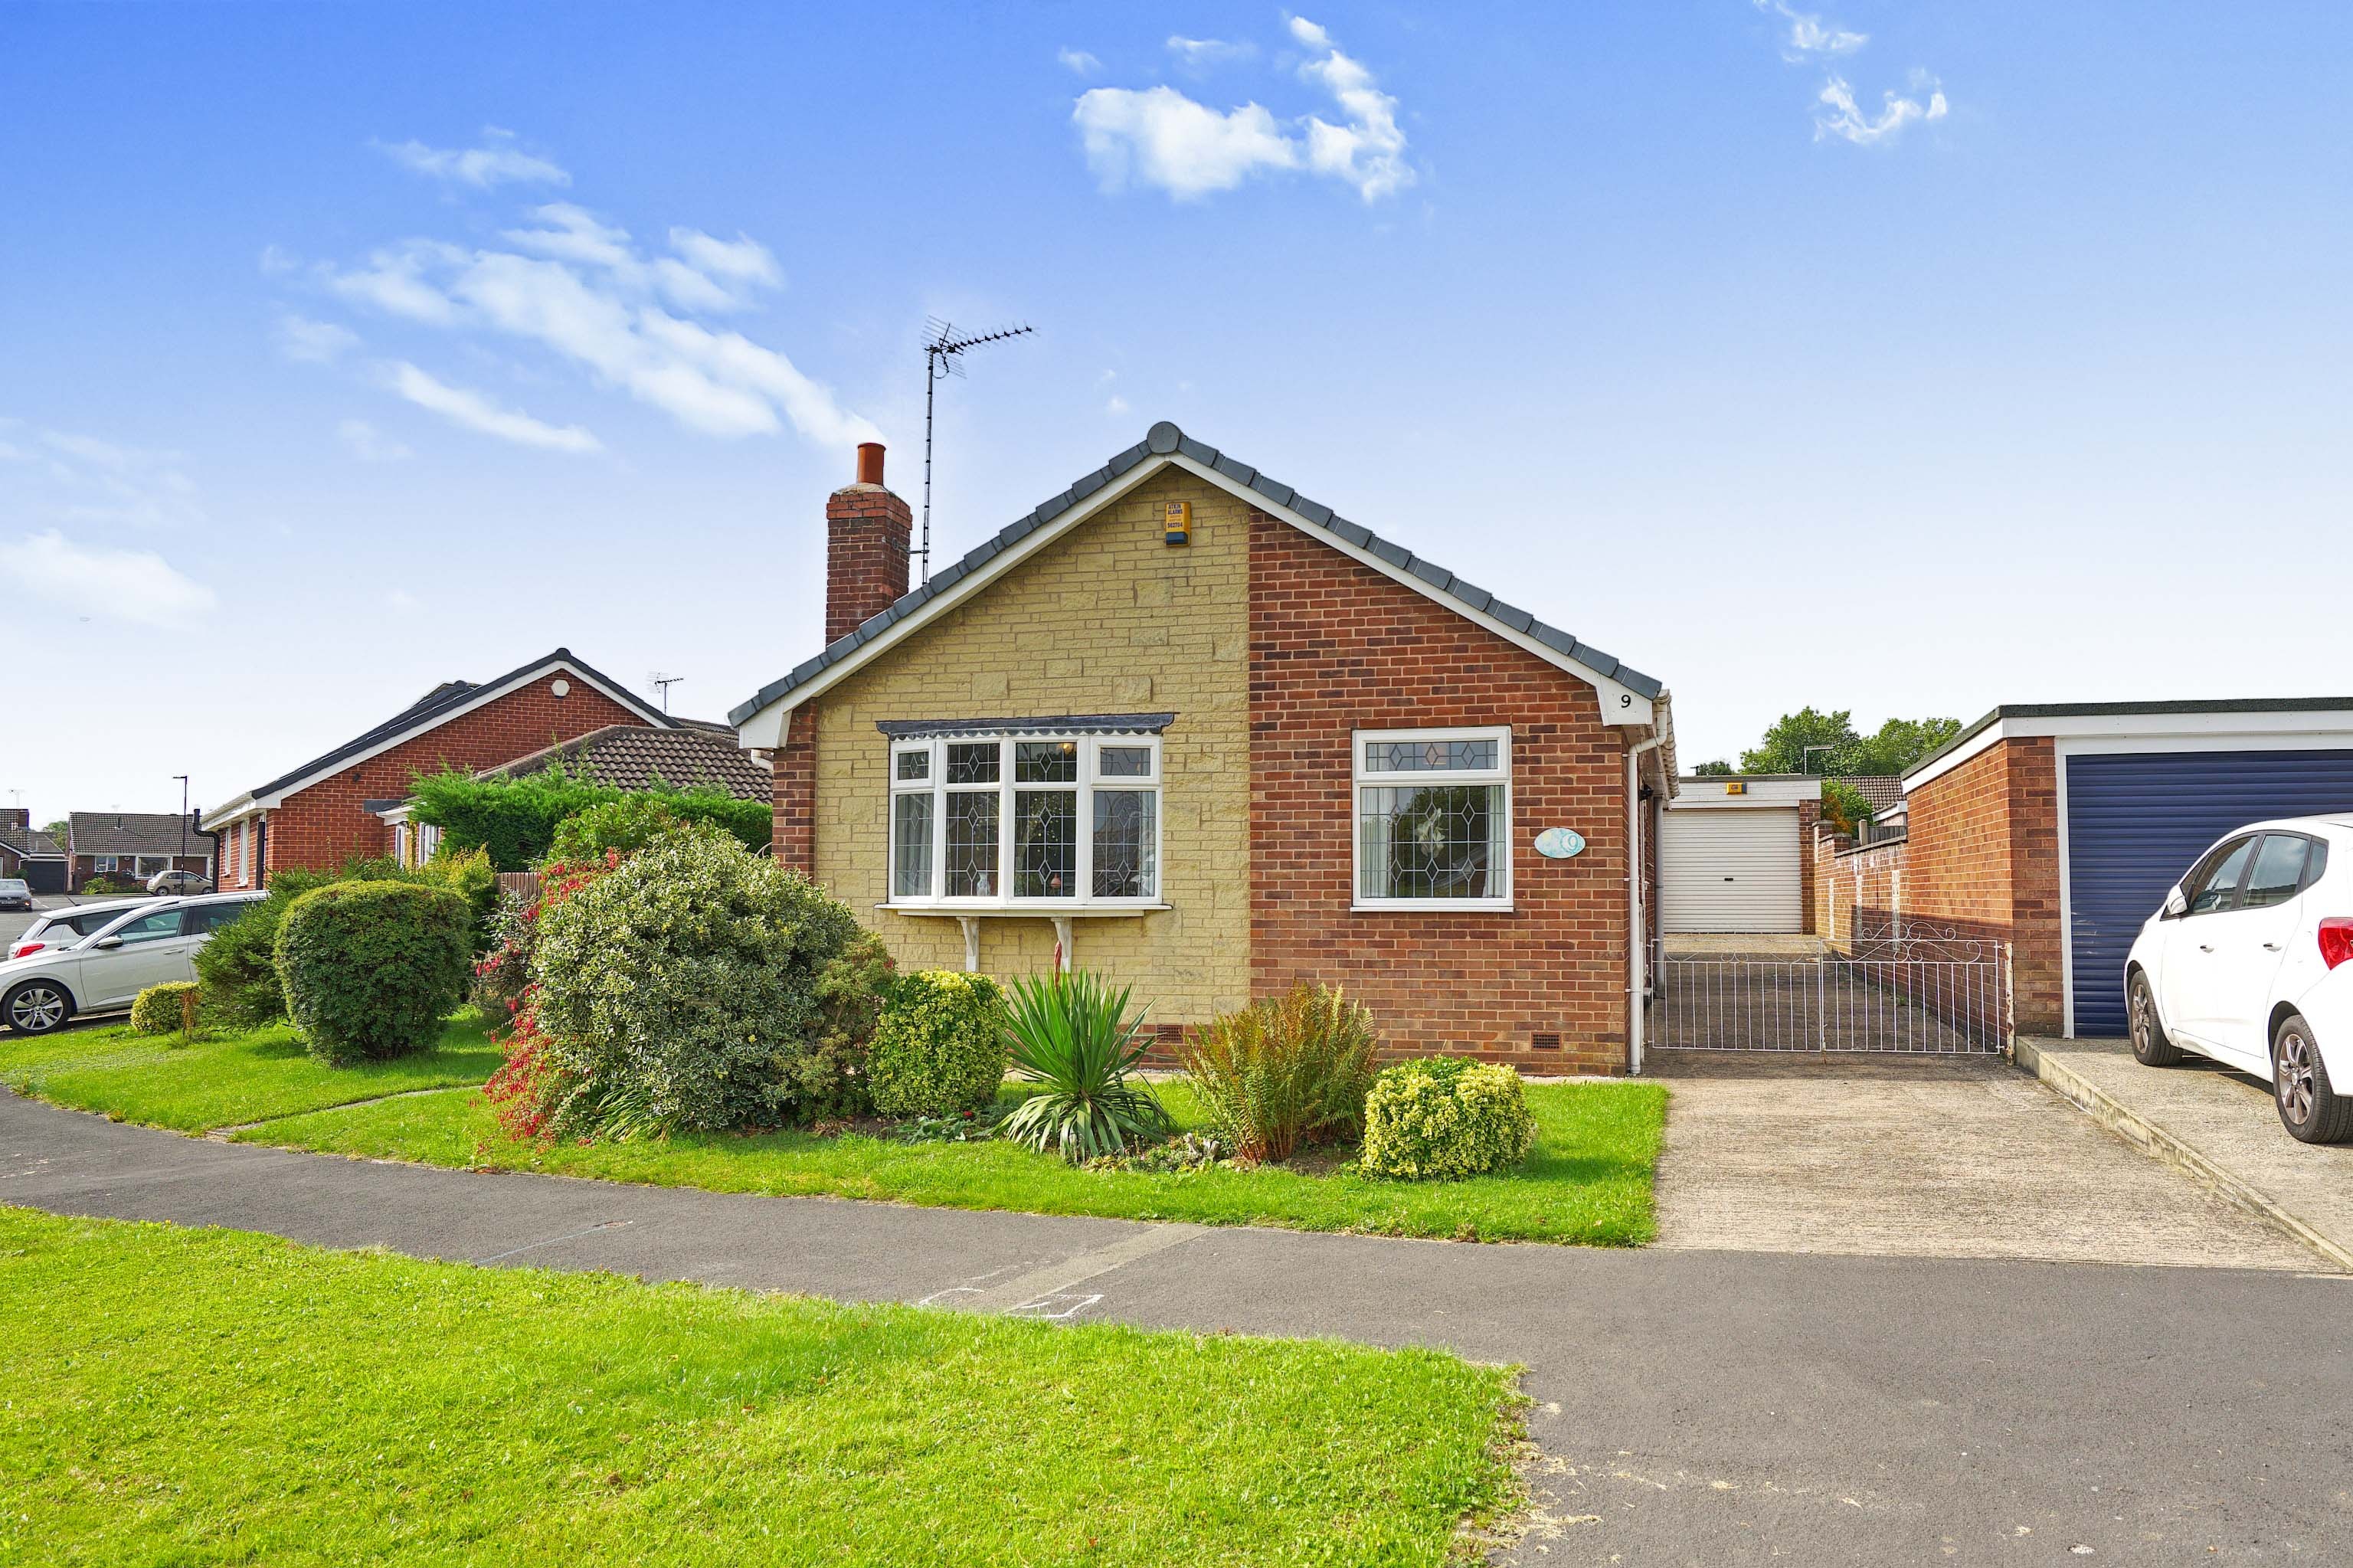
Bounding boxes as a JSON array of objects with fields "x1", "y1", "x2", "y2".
[{"x1": 1649, "y1": 1051, "x2": 2326, "y2": 1270}]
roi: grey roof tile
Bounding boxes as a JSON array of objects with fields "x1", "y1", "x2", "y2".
[{"x1": 728, "y1": 424, "x2": 1667, "y2": 725}]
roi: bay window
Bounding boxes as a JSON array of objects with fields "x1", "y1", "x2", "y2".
[
  {"x1": 1354, "y1": 727, "x2": 1512, "y2": 910},
  {"x1": 886, "y1": 726, "x2": 1163, "y2": 908}
]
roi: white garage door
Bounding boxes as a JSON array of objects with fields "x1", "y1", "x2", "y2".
[{"x1": 1660, "y1": 807, "x2": 1801, "y2": 932}]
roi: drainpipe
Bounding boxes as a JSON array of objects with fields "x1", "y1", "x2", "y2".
[{"x1": 1625, "y1": 732, "x2": 1667, "y2": 1076}]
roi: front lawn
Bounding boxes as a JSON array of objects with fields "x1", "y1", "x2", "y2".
[
  {"x1": 0, "y1": 1010, "x2": 501, "y2": 1132},
  {"x1": 244, "y1": 1074, "x2": 1665, "y2": 1245},
  {"x1": 0, "y1": 1206, "x2": 1519, "y2": 1566}
]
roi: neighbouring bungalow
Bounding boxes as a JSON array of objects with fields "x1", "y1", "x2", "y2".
[
  {"x1": 0, "y1": 809, "x2": 69, "y2": 894},
  {"x1": 731, "y1": 425, "x2": 1679, "y2": 1075},
  {"x1": 371, "y1": 719, "x2": 771, "y2": 866},
  {"x1": 63, "y1": 811, "x2": 211, "y2": 893},
  {"x1": 201, "y1": 649, "x2": 674, "y2": 889}
]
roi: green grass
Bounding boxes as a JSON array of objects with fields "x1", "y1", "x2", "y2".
[
  {"x1": 0, "y1": 1206, "x2": 1519, "y2": 1566},
  {"x1": 0, "y1": 1010, "x2": 502, "y2": 1132},
  {"x1": 243, "y1": 1075, "x2": 1665, "y2": 1245}
]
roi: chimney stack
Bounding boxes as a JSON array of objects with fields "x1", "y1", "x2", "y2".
[{"x1": 825, "y1": 442, "x2": 912, "y2": 646}]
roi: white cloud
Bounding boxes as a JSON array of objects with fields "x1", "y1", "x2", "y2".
[
  {"x1": 337, "y1": 418, "x2": 411, "y2": 462},
  {"x1": 1815, "y1": 73, "x2": 1949, "y2": 144},
  {"x1": 384, "y1": 362, "x2": 601, "y2": 453},
  {"x1": 2, "y1": 530, "x2": 214, "y2": 626},
  {"x1": 320, "y1": 199, "x2": 875, "y2": 449},
  {"x1": 1167, "y1": 35, "x2": 1255, "y2": 68},
  {"x1": 375, "y1": 129, "x2": 569, "y2": 188},
  {"x1": 1057, "y1": 47, "x2": 1101, "y2": 76},
  {"x1": 1106, "y1": 394, "x2": 1130, "y2": 416},
  {"x1": 1755, "y1": 0, "x2": 1866, "y2": 57},
  {"x1": 1073, "y1": 16, "x2": 1410, "y2": 202},
  {"x1": 12, "y1": 428, "x2": 205, "y2": 529},
  {"x1": 277, "y1": 314, "x2": 360, "y2": 364}
]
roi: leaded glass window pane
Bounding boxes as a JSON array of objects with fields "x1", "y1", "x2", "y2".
[
  {"x1": 892, "y1": 793, "x2": 934, "y2": 898},
  {"x1": 1092, "y1": 790, "x2": 1156, "y2": 897},
  {"x1": 1098, "y1": 745, "x2": 1152, "y2": 778},
  {"x1": 946, "y1": 743, "x2": 1000, "y2": 784},
  {"x1": 1363, "y1": 738, "x2": 1499, "y2": 774},
  {"x1": 1015, "y1": 739, "x2": 1079, "y2": 783},
  {"x1": 1358, "y1": 784, "x2": 1504, "y2": 899},
  {"x1": 944, "y1": 791, "x2": 999, "y2": 896},
  {"x1": 896, "y1": 750, "x2": 931, "y2": 781},
  {"x1": 1013, "y1": 790, "x2": 1077, "y2": 898}
]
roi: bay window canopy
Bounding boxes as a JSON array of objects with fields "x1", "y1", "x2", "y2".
[{"x1": 882, "y1": 714, "x2": 1170, "y2": 911}]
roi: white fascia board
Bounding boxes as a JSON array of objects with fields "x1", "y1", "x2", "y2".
[
  {"x1": 1666, "y1": 778, "x2": 1819, "y2": 809},
  {"x1": 233, "y1": 658, "x2": 663, "y2": 814},
  {"x1": 198, "y1": 795, "x2": 260, "y2": 833},
  {"x1": 736, "y1": 452, "x2": 1656, "y2": 745},
  {"x1": 1908, "y1": 709, "x2": 2353, "y2": 794}
]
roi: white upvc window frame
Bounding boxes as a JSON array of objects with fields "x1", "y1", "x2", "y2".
[
  {"x1": 1352, "y1": 725, "x2": 1515, "y2": 912},
  {"x1": 886, "y1": 732, "x2": 1164, "y2": 912}
]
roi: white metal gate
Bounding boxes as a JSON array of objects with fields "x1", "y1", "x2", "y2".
[{"x1": 1649, "y1": 928, "x2": 2011, "y2": 1054}]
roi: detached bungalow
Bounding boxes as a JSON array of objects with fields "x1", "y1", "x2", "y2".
[
  {"x1": 64, "y1": 812, "x2": 211, "y2": 892},
  {"x1": 202, "y1": 649, "x2": 673, "y2": 889},
  {"x1": 731, "y1": 425, "x2": 1678, "y2": 1074}
]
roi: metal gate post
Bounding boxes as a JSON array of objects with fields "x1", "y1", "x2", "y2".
[{"x1": 1815, "y1": 954, "x2": 1828, "y2": 1051}]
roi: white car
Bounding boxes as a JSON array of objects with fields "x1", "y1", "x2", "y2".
[
  {"x1": 2125, "y1": 816, "x2": 2353, "y2": 1143},
  {"x1": 0, "y1": 892, "x2": 261, "y2": 1036},
  {"x1": 8, "y1": 896, "x2": 152, "y2": 961}
]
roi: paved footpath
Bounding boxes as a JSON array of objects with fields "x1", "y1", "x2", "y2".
[{"x1": 5, "y1": 1090, "x2": 2351, "y2": 1566}]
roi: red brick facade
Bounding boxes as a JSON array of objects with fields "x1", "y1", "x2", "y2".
[
  {"x1": 1245, "y1": 509, "x2": 1639, "y2": 1074},
  {"x1": 770, "y1": 706, "x2": 818, "y2": 875},
  {"x1": 221, "y1": 674, "x2": 646, "y2": 889},
  {"x1": 1893, "y1": 737, "x2": 2063, "y2": 1032},
  {"x1": 824, "y1": 483, "x2": 911, "y2": 646}
]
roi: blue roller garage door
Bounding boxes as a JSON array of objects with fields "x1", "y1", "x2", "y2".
[{"x1": 2067, "y1": 748, "x2": 2353, "y2": 1034}]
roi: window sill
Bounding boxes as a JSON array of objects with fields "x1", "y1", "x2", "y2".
[
  {"x1": 879, "y1": 902, "x2": 1172, "y2": 918},
  {"x1": 1351, "y1": 901, "x2": 1516, "y2": 915}
]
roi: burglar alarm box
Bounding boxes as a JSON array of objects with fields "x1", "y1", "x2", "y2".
[{"x1": 1163, "y1": 501, "x2": 1191, "y2": 545}]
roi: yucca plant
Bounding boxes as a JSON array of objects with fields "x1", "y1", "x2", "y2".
[
  {"x1": 1000, "y1": 970, "x2": 1170, "y2": 1164},
  {"x1": 1179, "y1": 983, "x2": 1379, "y2": 1164}
]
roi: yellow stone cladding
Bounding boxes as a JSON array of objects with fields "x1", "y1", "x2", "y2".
[{"x1": 811, "y1": 468, "x2": 1251, "y2": 1023}]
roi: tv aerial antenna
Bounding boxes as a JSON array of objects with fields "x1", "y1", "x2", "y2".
[
  {"x1": 649, "y1": 672, "x2": 684, "y2": 714},
  {"x1": 921, "y1": 317, "x2": 1033, "y2": 584}
]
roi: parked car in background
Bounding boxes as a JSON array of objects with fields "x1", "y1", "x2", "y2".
[
  {"x1": 147, "y1": 868, "x2": 212, "y2": 895},
  {"x1": 8, "y1": 898, "x2": 150, "y2": 961},
  {"x1": 0, "y1": 892, "x2": 262, "y2": 1036},
  {"x1": 0, "y1": 879, "x2": 30, "y2": 912},
  {"x1": 2125, "y1": 816, "x2": 2353, "y2": 1144}
]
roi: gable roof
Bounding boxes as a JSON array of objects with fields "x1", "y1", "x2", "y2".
[
  {"x1": 731, "y1": 421, "x2": 1664, "y2": 736},
  {"x1": 202, "y1": 648, "x2": 673, "y2": 830},
  {"x1": 474, "y1": 723, "x2": 771, "y2": 800},
  {"x1": 0, "y1": 827, "x2": 65, "y2": 860},
  {"x1": 1829, "y1": 775, "x2": 1905, "y2": 813},
  {"x1": 69, "y1": 812, "x2": 197, "y2": 856}
]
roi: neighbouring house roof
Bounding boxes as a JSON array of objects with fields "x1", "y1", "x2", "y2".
[
  {"x1": 0, "y1": 827, "x2": 65, "y2": 860},
  {"x1": 1831, "y1": 775, "x2": 1905, "y2": 813},
  {"x1": 68, "y1": 812, "x2": 198, "y2": 857},
  {"x1": 1902, "y1": 696, "x2": 2353, "y2": 786},
  {"x1": 201, "y1": 648, "x2": 673, "y2": 830},
  {"x1": 473, "y1": 723, "x2": 771, "y2": 800},
  {"x1": 730, "y1": 421, "x2": 1666, "y2": 735}
]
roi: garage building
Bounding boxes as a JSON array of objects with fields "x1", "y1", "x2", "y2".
[
  {"x1": 1660, "y1": 775, "x2": 1822, "y2": 934},
  {"x1": 1897, "y1": 699, "x2": 2353, "y2": 1036}
]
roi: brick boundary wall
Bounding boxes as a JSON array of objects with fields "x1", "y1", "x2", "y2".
[
  {"x1": 1796, "y1": 797, "x2": 1821, "y2": 935},
  {"x1": 1245, "y1": 508, "x2": 1636, "y2": 1074},
  {"x1": 1896, "y1": 736, "x2": 2063, "y2": 1033}
]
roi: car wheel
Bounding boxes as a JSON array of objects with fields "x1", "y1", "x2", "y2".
[
  {"x1": 2129, "y1": 971, "x2": 2181, "y2": 1066},
  {"x1": 3, "y1": 980, "x2": 74, "y2": 1036},
  {"x1": 2273, "y1": 1013, "x2": 2353, "y2": 1144}
]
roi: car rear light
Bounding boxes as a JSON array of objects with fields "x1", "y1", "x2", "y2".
[
  {"x1": 2320, "y1": 918, "x2": 2353, "y2": 971},
  {"x1": 9, "y1": 940, "x2": 43, "y2": 961}
]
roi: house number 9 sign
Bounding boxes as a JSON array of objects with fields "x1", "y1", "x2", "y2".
[{"x1": 1533, "y1": 827, "x2": 1586, "y2": 859}]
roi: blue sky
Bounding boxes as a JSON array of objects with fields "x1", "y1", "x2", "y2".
[{"x1": 6, "y1": 2, "x2": 2351, "y2": 823}]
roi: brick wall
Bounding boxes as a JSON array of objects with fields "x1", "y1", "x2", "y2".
[
  {"x1": 1247, "y1": 509, "x2": 1637, "y2": 1074},
  {"x1": 254, "y1": 674, "x2": 647, "y2": 882},
  {"x1": 825, "y1": 483, "x2": 912, "y2": 646},
  {"x1": 1902, "y1": 736, "x2": 2063, "y2": 1031},
  {"x1": 797, "y1": 467, "x2": 1253, "y2": 1023},
  {"x1": 1796, "y1": 797, "x2": 1821, "y2": 935}
]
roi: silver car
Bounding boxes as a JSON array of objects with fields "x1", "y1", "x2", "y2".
[{"x1": 0, "y1": 892, "x2": 262, "y2": 1036}]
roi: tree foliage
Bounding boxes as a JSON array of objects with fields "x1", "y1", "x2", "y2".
[
  {"x1": 406, "y1": 762, "x2": 771, "y2": 871},
  {"x1": 1736, "y1": 709, "x2": 1961, "y2": 777}
]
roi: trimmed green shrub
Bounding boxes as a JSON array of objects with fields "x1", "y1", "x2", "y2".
[
  {"x1": 1359, "y1": 1058, "x2": 1536, "y2": 1181},
  {"x1": 407, "y1": 764, "x2": 772, "y2": 871},
  {"x1": 524, "y1": 831, "x2": 866, "y2": 1138},
  {"x1": 193, "y1": 868, "x2": 338, "y2": 1027},
  {"x1": 796, "y1": 931, "x2": 896, "y2": 1121},
  {"x1": 1000, "y1": 971, "x2": 1169, "y2": 1163},
  {"x1": 416, "y1": 843, "x2": 499, "y2": 949},
  {"x1": 129, "y1": 981, "x2": 203, "y2": 1039},
  {"x1": 275, "y1": 881, "x2": 473, "y2": 1066},
  {"x1": 1180, "y1": 983, "x2": 1378, "y2": 1164},
  {"x1": 868, "y1": 971, "x2": 1007, "y2": 1118}
]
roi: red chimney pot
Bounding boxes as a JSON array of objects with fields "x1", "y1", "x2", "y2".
[{"x1": 856, "y1": 442, "x2": 885, "y2": 486}]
